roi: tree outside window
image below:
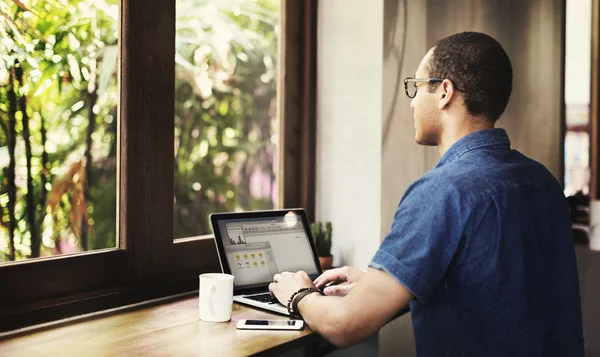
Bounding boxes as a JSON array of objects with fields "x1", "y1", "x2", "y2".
[{"x1": 0, "y1": 0, "x2": 281, "y2": 261}]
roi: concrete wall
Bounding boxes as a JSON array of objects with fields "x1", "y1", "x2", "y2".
[{"x1": 315, "y1": 0, "x2": 383, "y2": 270}]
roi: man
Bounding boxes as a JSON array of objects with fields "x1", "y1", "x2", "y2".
[{"x1": 269, "y1": 32, "x2": 584, "y2": 356}]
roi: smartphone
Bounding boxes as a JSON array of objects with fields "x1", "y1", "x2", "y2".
[{"x1": 236, "y1": 319, "x2": 304, "y2": 330}]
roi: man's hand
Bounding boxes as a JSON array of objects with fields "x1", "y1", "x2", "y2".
[
  {"x1": 269, "y1": 271, "x2": 315, "y2": 305},
  {"x1": 297, "y1": 268, "x2": 413, "y2": 348},
  {"x1": 313, "y1": 266, "x2": 364, "y2": 296}
]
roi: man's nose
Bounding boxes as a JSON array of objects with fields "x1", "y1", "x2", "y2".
[{"x1": 410, "y1": 97, "x2": 415, "y2": 110}]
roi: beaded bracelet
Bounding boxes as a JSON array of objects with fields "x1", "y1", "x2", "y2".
[
  {"x1": 287, "y1": 287, "x2": 324, "y2": 317},
  {"x1": 287, "y1": 288, "x2": 310, "y2": 317}
]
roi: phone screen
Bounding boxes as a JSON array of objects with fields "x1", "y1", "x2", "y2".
[{"x1": 245, "y1": 320, "x2": 297, "y2": 326}]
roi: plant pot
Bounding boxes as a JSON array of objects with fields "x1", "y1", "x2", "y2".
[{"x1": 318, "y1": 255, "x2": 333, "y2": 270}]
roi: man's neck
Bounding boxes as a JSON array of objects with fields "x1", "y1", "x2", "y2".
[{"x1": 437, "y1": 118, "x2": 494, "y2": 157}]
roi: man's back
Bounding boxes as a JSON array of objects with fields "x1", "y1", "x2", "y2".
[{"x1": 370, "y1": 129, "x2": 584, "y2": 356}]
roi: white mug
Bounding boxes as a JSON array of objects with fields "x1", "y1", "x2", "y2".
[{"x1": 199, "y1": 273, "x2": 235, "y2": 322}]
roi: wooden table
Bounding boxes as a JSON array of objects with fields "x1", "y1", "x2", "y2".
[{"x1": 0, "y1": 296, "x2": 328, "y2": 357}]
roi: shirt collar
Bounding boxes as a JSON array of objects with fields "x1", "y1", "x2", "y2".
[{"x1": 435, "y1": 128, "x2": 511, "y2": 168}]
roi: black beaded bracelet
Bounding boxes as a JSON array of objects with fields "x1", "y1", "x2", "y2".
[{"x1": 287, "y1": 288, "x2": 311, "y2": 317}]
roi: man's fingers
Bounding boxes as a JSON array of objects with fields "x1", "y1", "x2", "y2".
[
  {"x1": 268, "y1": 282, "x2": 276, "y2": 295},
  {"x1": 314, "y1": 271, "x2": 339, "y2": 288},
  {"x1": 314, "y1": 270, "x2": 337, "y2": 286},
  {"x1": 296, "y1": 270, "x2": 310, "y2": 281},
  {"x1": 323, "y1": 283, "x2": 353, "y2": 296},
  {"x1": 314, "y1": 268, "x2": 349, "y2": 288}
]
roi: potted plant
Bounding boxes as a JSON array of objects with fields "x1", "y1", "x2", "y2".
[{"x1": 310, "y1": 221, "x2": 333, "y2": 270}]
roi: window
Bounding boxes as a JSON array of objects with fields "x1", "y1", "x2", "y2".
[
  {"x1": 174, "y1": 0, "x2": 280, "y2": 238},
  {"x1": 592, "y1": 0, "x2": 600, "y2": 202},
  {"x1": 564, "y1": 0, "x2": 592, "y2": 197},
  {"x1": 0, "y1": 0, "x2": 118, "y2": 263},
  {"x1": 0, "y1": 0, "x2": 316, "y2": 332}
]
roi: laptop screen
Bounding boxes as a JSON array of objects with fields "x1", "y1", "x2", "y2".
[{"x1": 213, "y1": 212, "x2": 320, "y2": 288}]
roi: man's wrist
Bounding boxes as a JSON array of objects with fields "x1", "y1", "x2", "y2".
[
  {"x1": 291, "y1": 288, "x2": 323, "y2": 316},
  {"x1": 296, "y1": 289, "x2": 322, "y2": 313}
]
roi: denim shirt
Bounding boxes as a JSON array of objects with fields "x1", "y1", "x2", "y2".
[{"x1": 369, "y1": 128, "x2": 584, "y2": 357}]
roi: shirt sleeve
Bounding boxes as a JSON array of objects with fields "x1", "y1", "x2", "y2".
[{"x1": 369, "y1": 176, "x2": 469, "y2": 303}]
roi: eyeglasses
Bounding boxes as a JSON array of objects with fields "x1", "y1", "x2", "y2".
[{"x1": 403, "y1": 77, "x2": 444, "y2": 98}]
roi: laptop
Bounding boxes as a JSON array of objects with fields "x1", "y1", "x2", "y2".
[{"x1": 210, "y1": 209, "x2": 322, "y2": 315}]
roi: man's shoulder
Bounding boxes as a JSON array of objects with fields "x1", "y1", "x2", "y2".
[
  {"x1": 438, "y1": 147, "x2": 545, "y2": 178},
  {"x1": 412, "y1": 149, "x2": 558, "y2": 204},
  {"x1": 402, "y1": 169, "x2": 466, "y2": 206}
]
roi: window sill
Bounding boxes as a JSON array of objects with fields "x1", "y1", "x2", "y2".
[{"x1": 0, "y1": 236, "x2": 221, "y2": 333}]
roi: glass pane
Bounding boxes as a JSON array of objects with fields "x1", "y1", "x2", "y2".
[
  {"x1": 0, "y1": 0, "x2": 119, "y2": 262},
  {"x1": 564, "y1": 0, "x2": 591, "y2": 197},
  {"x1": 174, "y1": 0, "x2": 280, "y2": 238}
]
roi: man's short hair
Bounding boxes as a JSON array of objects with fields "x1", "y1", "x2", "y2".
[{"x1": 427, "y1": 32, "x2": 513, "y2": 123}]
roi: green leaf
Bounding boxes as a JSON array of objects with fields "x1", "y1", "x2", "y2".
[{"x1": 218, "y1": 101, "x2": 228, "y2": 116}]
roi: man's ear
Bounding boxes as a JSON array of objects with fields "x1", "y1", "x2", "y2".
[{"x1": 438, "y1": 79, "x2": 456, "y2": 110}]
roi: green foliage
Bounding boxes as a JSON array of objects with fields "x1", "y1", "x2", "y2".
[
  {"x1": 0, "y1": 0, "x2": 119, "y2": 261},
  {"x1": 0, "y1": 0, "x2": 281, "y2": 261},
  {"x1": 172, "y1": 0, "x2": 279, "y2": 237},
  {"x1": 310, "y1": 221, "x2": 332, "y2": 257}
]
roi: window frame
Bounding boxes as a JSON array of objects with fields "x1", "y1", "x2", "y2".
[
  {"x1": 591, "y1": 0, "x2": 600, "y2": 199},
  {"x1": 0, "y1": 0, "x2": 318, "y2": 332}
]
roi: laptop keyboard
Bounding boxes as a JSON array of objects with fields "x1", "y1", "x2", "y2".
[{"x1": 244, "y1": 293, "x2": 280, "y2": 304}]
